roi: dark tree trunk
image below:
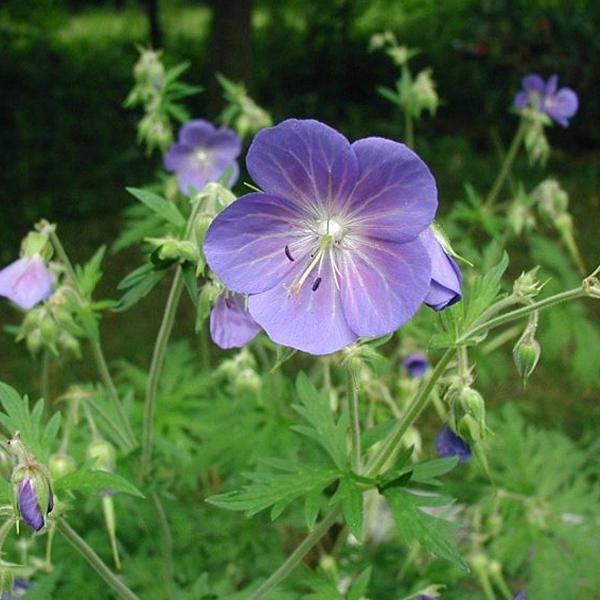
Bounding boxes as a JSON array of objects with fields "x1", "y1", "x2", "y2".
[
  {"x1": 144, "y1": 0, "x2": 163, "y2": 50},
  {"x1": 208, "y1": 0, "x2": 254, "y2": 114}
]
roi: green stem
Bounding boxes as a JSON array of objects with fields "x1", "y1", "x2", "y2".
[
  {"x1": 460, "y1": 286, "x2": 586, "y2": 344},
  {"x1": 404, "y1": 110, "x2": 414, "y2": 149},
  {"x1": 247, "y1": 507, "x2": 341, "y2": 600},
  {"x1": 484, "y1": 119, "x2": 526, "y2": 208},
  {"x1": 366, "y1": 349, "x2": 454, "y2": 477},
  {"x1": 346, "y1": 366, "x2": 361, "y2": 472},
  {"x1": 41, "y1": 350, "x2": 50, "y2": 402},
  {"x1": 0, "y1": 517, "x2": 15, "y2": 552},
  {"x1": 151, "y1": 491, "x2": 176, "y2": 600},
  {"x1": 140, "y1": 199, "x2": 202, "y2": 476},
  {"x1": 49, "y1": 229, "x2": 136, "y2": 450},
  {"x1": 57, "y1": 518, "x2": 140, "y2": 600}
]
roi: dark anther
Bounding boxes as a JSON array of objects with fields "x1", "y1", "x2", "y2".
[
  {"x1": 312, "y1": 277, "x2": 322, "y2": 292},
  {"x1": 284, "y1": 245, "x2": 295, "y2": 261},
  {"x1": 224, "y1": 297, "x2": 233, "y2": 309}
]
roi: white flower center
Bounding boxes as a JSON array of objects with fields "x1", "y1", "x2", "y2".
[
  {"x1": 195, "y1": 149, "x2": 210, "y2": 167},
  {"x1": 317, "y1": 218, "x2": 344, "y2": 242}
]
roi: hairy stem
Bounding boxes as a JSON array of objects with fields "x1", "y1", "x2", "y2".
[
  {"x1": 484, "y1": 119, "x2": 526, "y2": 208},
  {"x1": 247, "y1": 507, "x2": 341, "y2": 600},
  {"x1": 141, "y1": 198, "x2": 202, "y2": 475},
  {"x1": 57, "y1": 518, "x2": 140, "y2": 600},
  {"x1": 346, "y1": 365, "x2": 362, "y2": 472}
]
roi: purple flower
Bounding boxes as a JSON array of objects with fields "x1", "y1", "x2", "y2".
[
  {"x1": 514, "y1": 74, "x2": 578, "y2": 127},
  {"x1": 436, "y1": 425, "x2": 471, "y2": 463},
  {"x1": 210, "y1": 292, "x2": 261, "y2": 349},
  {"x1": 1, "y1": 579, "x2": 29, "y2": 600},
  {"x1": 513, "y1": 593, "x2": 526, "y2": 600},
  {"x1": 420, "y1": 227, "x2": 462, "y2": 311},
  {"x1": 164, "y1": 119, "x2": 241, "y2": 194},
  {"x1": 204, "y1": 119, "x2": 438, "y2": 355},
  {"x1": 404, "y1": 352, "x2": 429, "y2": 378},
  {"x1": 17, "y1": 477, "x2": 53, "y2": 531},
  {"x1": 0, "y1": 255, "x2": 53, "y2": 310}
]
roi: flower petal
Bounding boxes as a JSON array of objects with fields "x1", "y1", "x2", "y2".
[
  {"x1": 248, "y1": 257, "x2": 357, "y2": 355},
  {"x1": 342, "y1": 138, "x2": 437, "y2": 243},
  {"x1": 164, "y1": 143, "x2": 193, "y2": 173},
  {"x1": 246, "y1": 119, "x2": 358, "y2": 215},
  {"x1": 338, "y1": 236, "x2": 431, "y2": 337},
  {"x1": 210, "y1": 293, "x2": 261, "y2": 349},
  {"x1": 204, "y1": 193, "x2": 312, "y2": 294},
  {"x1": 206, "y1": 129, "x2": 242, "y2": 160},
  {"x1": 179, "y1": 119, "x2": 216, "y2": 146},
  {"x1": 18, "y1": 480, "x2": 44, "y2": 531},
  {"x1": 0, "y1": 256, "x2": 53, "y2": 310},
  {"x1": 522, "y1": 74, "x2": 545, "y2": 93},
  {"x1": 546, "y1": 88, "x2": 578, "y2": 127}
]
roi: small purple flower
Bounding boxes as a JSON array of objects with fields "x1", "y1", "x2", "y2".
[
  {"x1": 436, "y1": 425, "x2": 471, "y2": 463},
  {"x1": 513, "y1": 593, "x2": 526, "y2": 600},
  {"x1": 205, "y1": 119, "x2": 438, "y2": 355},
  {"x1": 17, "y1": 477, "x2": 53, "y2": 531},
  {"x1": 1, "y1": 579, "x2": 29, "y2": 600},
  {"x1": 164, "y1": 119, "x2": 241, "y2": 194},
  {"x1": 514, "y1": 74, "x2": 578, "y2": 127},
  {"x1": 404, "y1": 352, "x2": 429, "y2": 378},
  {"x1": 0, "y1": 255, "x2": 53, "y2": 310},
  {"x1": 420, "y1": 227, "x2": 462, "y2": 311},
  {"x1": 210, "y1": 292, "x2": 261, "y2": 349}
]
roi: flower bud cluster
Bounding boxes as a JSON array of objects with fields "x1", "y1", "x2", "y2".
[
  {"x1": 16, "y1": 287, "x2": 82, "y2": 357},
  {"x1": 218, "y1": 74, "x2": 272, "y2": 139},
  {"x1": 523, "y1": 112, "x2": 551, "y2": 166},
  {"x1": 216, "y1": 348, "x2": 262, "y2": 395}
]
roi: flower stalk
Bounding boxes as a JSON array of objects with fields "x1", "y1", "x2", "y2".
[{"x1": 346, "y1": 364, "x2": 362, "y2": 472}]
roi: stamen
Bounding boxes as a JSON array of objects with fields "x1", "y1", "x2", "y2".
[
  {"x1": 284, "y1": 245, "x2": 295, "y2": 262},
  {"x1": 312, "y1": 277, "x2": 322, "y2": 292}
]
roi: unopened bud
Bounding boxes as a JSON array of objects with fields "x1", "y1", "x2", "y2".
[
  {"x1": 86, "y1": 439, "x2": 116, "y2": 473},
  {"x1": 513, "y1": 267, "x2": 544, "y2": 299},
  {"x1": 26, "y1": 330, "x2": 43, "y2": 354},
  {"x1": 12, "y1": 465, "x2": 54, "y2": 532},
  {"x1": 234, "y1": 368, "x2": 262, "y2": 395},
  {"x1": 49, "y1": 452, "x2": 76, "y2": 480},
  {"x1": 459, "y1": 387, "x2": 485, "y2": 427},
  {"x1": 533, "y1": 179, "x2": 569, "y2": 223},
  {"x1": 513, "y1": 332, "x2": 541, "y2": 385},
  {"x1": 21, "y1": 232, "x2": 52, "y2": 261}
]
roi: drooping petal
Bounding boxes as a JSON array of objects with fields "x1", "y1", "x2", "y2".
[
  {"x1": 18, "y1": 479, "x2": 44, "y2": 531},
  {"x1": 522, "y1": 74, "x2": 545, "y2": 93},
  {"x1": 210, "y1": 293, "x2": 261, "y2": 349},
  {"x1": 342, "y1": 138, "x2": 437, "y2": 243},
  {"x1": 248, "y1": 257, "x2": 357, "y2": 355},
  {"x1": 179, "y1": 119, "x2": 216, "y2": 146},
  {"x1": 246, "y1": 119, "x2": 359, "y2": 215},
  {"x1": 0, "y1": 256, "x2": 53, "y2": 310},
  {"x1": 436, "y1": 426, "x2": 471, "y2": 463},
  {"x1": 545, "y1": 88, "x2": 578, "y2": 127},
  {"x1": 204, "y1": 193, "x2": 312, "y2": 294},
  {"x1": 338, "y1": 236, "x2": 431, "y2": 337},
  {"x1": 420, "y1": 228, "x2": 462, "y2": 311}
]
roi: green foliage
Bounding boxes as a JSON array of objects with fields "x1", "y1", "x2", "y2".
[
  {"x1": 0, "y1": 381, "x2": 60, "y2": 462},
  {"x1": 53, "y1": 468, "x2": 144, "y2": 498},
  {"x1": 126, "y1": 187, "x2": 186, "y2": 229}
]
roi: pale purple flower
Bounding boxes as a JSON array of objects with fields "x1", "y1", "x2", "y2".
[
  {"x1": 0, "y1": 255, "x2": 53, "y2": 309},
  {"x1": 164, "y1": 119, "x2": 241, "y2": 194},
  {"x1": 436, "y1": 425, "x2": 471, "y2": 463},
  {"x1": 210, "y1": 292, "x2": 261, "y2": 349},
  {"x1": 204, "y1": 119, "x2": 438, "y2": 354},
  {"x1": 513, "y1": 593, "x2": 526, "y2": 600},
  {"x1": 514, "y1": 74, "x2": 578, "y2": 127},
  {"x1": 404, "y1": 352, "x2": 428, "y2": 378},
  {"x1": 420, "y1": 228, "x2": 462, "y2": 311}
]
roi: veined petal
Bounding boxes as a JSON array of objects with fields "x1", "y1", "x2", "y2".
[
  {"x1": 342, "y1": 138, "x2": 437, "y2": 243},
  {"x1": 246, "y1": 119, "x2": 358, "y2": 215},
  {"x1": 248, "y1": 257, "x2": 357, "y2": 355},
  {"x1": 0, "y1": 256, "x2": 53, "y2": 310},
  {"x1": 210, "y1": 293, "x2": 261, "y2": 349},
  {"x1": 338, "y1": 236, "x2": 431, "y2": 337},
  {"x1": 204, "y1": 193, "x2": 312, "y2": 294}
]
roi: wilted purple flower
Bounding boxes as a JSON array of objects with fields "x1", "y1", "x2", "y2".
[
  {"x1": 0, "y1": 255, "x2": 53, "y2": 310},
  {"x1": 436, "y1": 425, "x2": 471, "y2": 463},
  {"x1": 420, "y1": 227, "x2": 462, "y2": 311},
  {"x1": 17, "y1": 476, "x2": 53, "y2": 532},
  {"x1": 164, "y1": 119, "x2": 241, "y2": 194},
  {"x1": 404, "y1": 352, "x2": 429, "y2": 378},
  {"x1": 204, "y1": 119, "x2": 438, "y2": 354},
  {"x1": 210, "y1": 292, "x2": 261, "y2": 349},
  {"x1": 514, "y1": 74, "x2": 578, "y2": 127}
]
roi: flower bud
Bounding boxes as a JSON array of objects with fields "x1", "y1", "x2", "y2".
[
  {"x1": 412, "y1": 68, "x2": 439, "y2": 116},
  {"x1": 233, "y1": 368, "x2": 262, "y2": 395},
  {"x1": 12, "y1": 465, "x2": 53, "y2": 532},
  {"x1": 86, "y1": 439, "x2": 116, "y2": 473},
  {"x1": 21, "y1": 232, "x2": 52, "y2": 261},
  {"x1": 25, "y1": 330, "x2": 43, "y2": 354},
  {"x1": 513, "y1": 332, "x2": 541, "y2": 385},
  {"x1": 459, "y1": 387, "x2": 486, "y2": 427},
  {"x1": 49, "y1": 452, "x2": 76, "y2": 480},
  {"x1": 513, "y1": 267, "x2": 544, "y2": 300},
  {"x1": 532, "y1": 179, "x2": 569, "y2": 223}
]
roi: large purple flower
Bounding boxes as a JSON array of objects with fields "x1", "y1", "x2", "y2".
[
  {"x1": 0, "y1": 255, "x2": 53, "y2": 309},
  {"x1": 514, "y1": 74, "x2": 578, "y2": 127},
  {"x1": 210, "y1": 292, "x2": 261, "y2": 349},
  {"x1": 420, "y1": 227, "x2": 462, "y2": 311},
  {"x1": 164, "y1": 119, "x2": 241, "y2": 194},
  {"x1": 204, "y1": 119, "x2": 437, "y2": 354}
]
